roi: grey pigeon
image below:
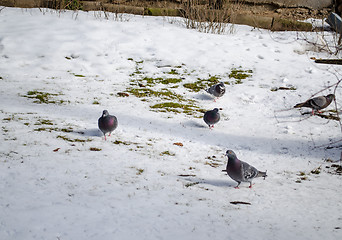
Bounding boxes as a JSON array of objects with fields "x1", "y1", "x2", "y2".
[
  {"x1": 206, "y1": 82, "x2": 225, "y2": 100},
  {"x1": 224, "y1": 150, "x2": 267, "y2": 188},
  {"x1": 294, "y1": 94, "x2": 335, "y2": 114},
  {"x1": 98, "y1": 110, "x2": 118, "y2": 140},
  {"x1": 203, "y1": 108, "x2": 220, "y2": 129}
]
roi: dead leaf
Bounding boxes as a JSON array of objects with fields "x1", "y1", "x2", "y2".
[
  {"x1": 53, "y1": 148, "x2": 60, "y2": 152},
  {"x1": 173, "y1": 142, "x2": 183, "y2": 147}
]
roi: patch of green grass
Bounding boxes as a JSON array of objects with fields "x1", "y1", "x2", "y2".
[
  {"x1": 185, "y1": 182, "x2": 199, "y2": 188},
  {"x1": 34, "y1": 127, "x2": 58, "y2": 132},
  {"x1": 160, "y1": 150, "x2": 175, "y2": 156},
  {"x1": 139, "y1": 77, "x2": 183, "y2": 86},
  {"x1": 150, "y1": 102, "x2": 206, "y2": 117},
  {"x1": 167, "y1": 69, "x2": 179, "y2": 75},
  {"x1": 35, "y1": 119, "x2": 54, "y2": 125},
  {"x1": 34, "y1": 127, "x2": 73, "y2": 133},
  {"x1": 127, "y1": 88, "x2": 185, "y2": 102},
  {"x1": 136, "y1": 168, "x2": 144, "y2": 175},
  {"x1": 229, "y1": 68, "x2": 253, "y2": 80},
  {"x1": 22, "y1": 90, "x2": 63, "y2": 104},
  {"x1": 3, "y1": 117, "x2": 13, "y2": 121},
  {"x1": 90, "y1": 147, "x2": 102, "y2": 151},
  {"x1": 183, "y1": 75, "x2": 221, "y2": 92},
  {"x1": 73, "y1": 74, "x2": 86, "y2": 77},
  {"x1": 57, "y1": 135, "x2": 92, "y2": 143},
  {"x1": 113, "y1": 140, "x2": 131, "y2": 145}
]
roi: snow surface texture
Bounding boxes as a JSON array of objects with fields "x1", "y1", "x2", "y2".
[{"x1": 0, "y1": 7, "x2": 342, "y2": 240}]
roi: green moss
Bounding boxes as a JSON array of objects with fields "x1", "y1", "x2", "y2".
[
  {"x1": 73, "y1": 74, "x2": 86, "y2": 77},
  {"x1": 23, "y1": 91, "x2": 63, "y2": 104},
  {"x1": 183, "y1": 75, "x2": 220, "y2": 92},
  {"x1": 127, "y1": 88, "x2": 185, "y2": 101},
  {"x1": 136, "y1": 168, "x2": 144, "y2": 175},
  {"x1": 140, "y1": 77, "x2": 183, "y2": 85},
  {"x1": 34, "y1": 127, "x2": 58, "y2": 132},
  {"x1": 35, "y1": 119, "x2": 54, "y2": 125},
  {"x1": 113, "y1": 140, "x2": 131, "y2": 145},
  {"x1": 160, "y1": 150, "x2": 175, "y2": 156},
  {"x1": 185, "y1": 182, "x2": 199, "y2": 187},
  {"x1": 150, "y1": 102, "x2": 205, "y2": 117},
  {"x1": 57, "y1": 135, "x2": 92, "y2": 143},
  {"x1": 92, "y1": 100, "x2": 100, "y2": 105},
  {"x1": 229, "y1": 68, "x2": 253, "y2": 80},
  {"x1": 90, "y1": 147, "x2": 102, "y2": 151},
  {"x1": 167, "y1": 69, "x2": 179, "y2": 75}
]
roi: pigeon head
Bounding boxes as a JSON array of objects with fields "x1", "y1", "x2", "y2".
[
  {"x1": 225, "y1": 150, "x2": 237, "y2": 158},
  {"x1": 327, "y1": 94, "x2": 335, "y2": 101},
  {"x1": 213, "y1": 108, "x2": 219, "y2": 113},
  {"x1": 102, "y1": 110, "x2": 109, "y2": 117}
]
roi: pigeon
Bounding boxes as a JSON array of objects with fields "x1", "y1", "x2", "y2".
[
  {"x1": 224, "y1": 150, "x2": 267, "y2": 189},
  {"x1": 206, "y1": 82, "x2": 225, "y2": 100},
  {"x1": 294, "y1": 94, "x2": 335, "y2": 114},
  {"x1": 98, "y1": 110, "x2": 118, "y2": 140},
  {"x1": 203, "y1": 108, "x2": 220, "y2": 129}
]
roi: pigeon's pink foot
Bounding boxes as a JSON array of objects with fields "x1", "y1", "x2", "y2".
[{"x1": 234, "y1": 186, "x2": 240, "y2": 189}]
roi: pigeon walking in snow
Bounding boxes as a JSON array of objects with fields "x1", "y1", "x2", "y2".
[
  {"x1": 98, "y1": 110, "x2": 118, "y2": 140},
  {"x1": 206, "y1": 82, "x2": 225, "y2": 101},
  {"x1": 203, "y1": 108, "x2": 220, "y2": 129},
  {"x1": 294, "y1": 94, "x2": 335, "y2": 114},
  {"x1": 224, "y1": 150, "x2": 267, "y2": 189}
]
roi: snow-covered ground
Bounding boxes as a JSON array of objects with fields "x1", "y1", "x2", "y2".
[{"x1": 0, "y1": 7, "x2": 342, "y2": 240}]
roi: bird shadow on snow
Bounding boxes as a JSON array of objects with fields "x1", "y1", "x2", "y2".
[
  {"x1": 114, "y1": 112, "x2": 340, "y2": 159},
  {"x1": 74, "y1": 128, "x2": 103, "y2": 137},
  {"x1": 182, "y1": 176, "x2": 236, "y2": 188},
  {"x1": 183, "y1": 120, "x2": 207, "y2": 129},
  {"x1": 193, "y1": 93, "x2": 214, "y2": 101}
]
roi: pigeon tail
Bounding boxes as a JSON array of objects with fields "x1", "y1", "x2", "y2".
[
  {"x1": 257, "y1": 170, "x2": 267, "y2": 179},
  {"x1": 294, "y1": 102, "x2": 305, "y2": 108}
]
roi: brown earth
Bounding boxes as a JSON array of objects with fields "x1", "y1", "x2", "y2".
[{"x1": 107, "y1": 0, "x2": 331, "y2": 21}]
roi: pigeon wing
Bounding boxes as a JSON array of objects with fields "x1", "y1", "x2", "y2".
[
  {"x1": 310, "y1": 96, "x2": 327, "y2": 109},
  {"x1": 240, "y1": 161, "x2": 259, "y2": 182}
]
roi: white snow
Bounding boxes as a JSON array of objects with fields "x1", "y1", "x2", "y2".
[{"x1": 0, "y1": 7, "x2": 342, "y2": 240}]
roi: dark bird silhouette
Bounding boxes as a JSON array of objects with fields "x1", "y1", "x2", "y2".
[
  {"x1": 294, "y1": 94, "x2": 335, "y2": 114},
  {"x1": 203, "y1": 108, "x2": 220, "y2": 129},
  {"x1": 205, "y1": 82, "x2": 225, "y2": 101},
  {"x1": 224, "y1": 150, "x2": 267, "y2": 189},
  {"x1": 98, "y1": 110, "x2": 118, "y2": 140}
]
